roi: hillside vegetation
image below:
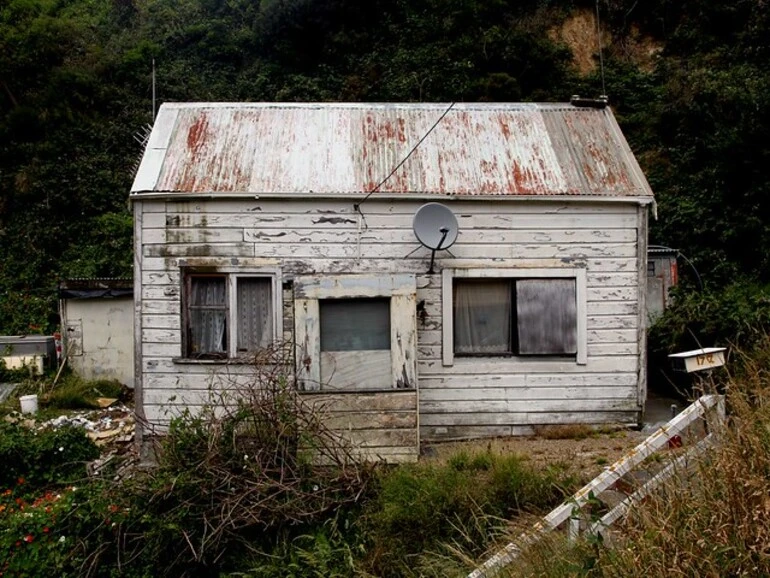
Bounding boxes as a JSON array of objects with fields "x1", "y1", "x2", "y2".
[{"x1": 2, "y1": 0, "x2": 770, "y2": 353}]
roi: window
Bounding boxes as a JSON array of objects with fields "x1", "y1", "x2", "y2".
[
  {"x1": 443, "y1": 267, "x2": 587, "y2": 366},
  {"x1": 454, "y1": 279, "x2": 577, "y2": 356},
  {"x1": 293, "y1": 274, "x2": 417, "y2": 391},
  {"x1": 647, "y1": 260, "x2": 656, "y2": 277},
  {"x1": 183, "y1": 272, "x2": 276, "y2": 359},
  {"x1": 320, "y1": 299, "x2": 391, "y2": 352}
]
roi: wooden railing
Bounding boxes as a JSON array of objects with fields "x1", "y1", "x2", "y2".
[{"x1": 468, "y1": 394, "x2": 726, "y2": 578}]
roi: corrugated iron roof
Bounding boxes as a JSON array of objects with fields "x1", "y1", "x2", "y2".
[{"x1": 131, "y1": 102, "x2": 653, "y2": 199}]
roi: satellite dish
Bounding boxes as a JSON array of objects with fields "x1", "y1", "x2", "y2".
[
  {"x1": 412, "y1": 203, "x2": 459, "y2": 273},
  {"x1": 413, "y1": 202, "x2": 459, "y2": 250}
]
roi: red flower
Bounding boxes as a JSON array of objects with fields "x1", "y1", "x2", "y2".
[
  {"x1": 43, "y1": 527, "x2": 50, "y2": 533},
  {"x1": 23, "y1": 535, "x2": 33, "y2": 543},
  {"x1": 16, "y1": 477, "x2": 24, "y2": 486}
]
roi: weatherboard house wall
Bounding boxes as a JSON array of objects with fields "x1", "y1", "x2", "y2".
[{"x1": 130, "y1": 102, "x2": 655, "y2": 462}]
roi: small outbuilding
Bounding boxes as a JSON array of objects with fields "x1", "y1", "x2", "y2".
[
  {"x1": 131, "y1": 102, "x2": 655, "y2": 462},
  {"x1": 59, "y1": 278, "x2": 135, "y2": 387}
]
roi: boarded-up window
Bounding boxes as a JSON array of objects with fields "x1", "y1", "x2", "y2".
[
  {"x1": 320, "y1": 299, "x2": 390, "y2": 351},
  {"x1": 454, "y1": 278, "x2": 577, "y2": 357},
  {"x1": 184, "y1": 273, "x2": 274, "y2": 359}
]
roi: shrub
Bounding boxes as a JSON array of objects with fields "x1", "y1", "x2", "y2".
[
  {"x1": 0, "y1": 421, "x2": 99, "y2": 491},
  {"x1": 511, "y1": 336, "x2": 770, "y2": 577},
  {"x1": 112, "y1": 344, "x2": 376, "y2": 576},
  {"x1": 361, "y1": 450, "x2": 579, "y2": 577},
  {"x1": 647, "y1": 280, "x2": 770, "y2": 396},
  {"x1": 0, "y1": 482, "x2": 130, "y2": 578}
]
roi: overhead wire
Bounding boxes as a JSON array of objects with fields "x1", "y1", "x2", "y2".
[{"x1": 353, "y1": 101, "x2": 457, "y2": 227}]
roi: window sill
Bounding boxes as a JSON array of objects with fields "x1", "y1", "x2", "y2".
[
  {"x1": 444, "y1": 356, "x2": 586, "y2": 370},
  {"x1": 297, "y1": 388, "x2": 415, "y2": 395},
  {"x1": 455, "y1": 355, "x2": 578, "y2": 361},
  {"x1": 172, "y1": 357, "x2": 253, "y2": 365}
]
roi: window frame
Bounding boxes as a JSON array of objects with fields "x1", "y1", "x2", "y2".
[
  {"x1": 293, "y1": 274, "x2": 417, "y2": 392},
  {"x1": 442, "y1": 267, "x2": 587, "y2": 366},
  {"x1": 180, "y1": 267, "x2": 282, "y2": 361}
]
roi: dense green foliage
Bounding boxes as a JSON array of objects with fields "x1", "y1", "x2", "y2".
[
  {"x1": 2, "y1": 0, "x2": 770, "y2": 349},
  {"x1": 0, "y1": 380, "x2": 579, "y2": 577},
  {"x1": 513, "y1": 336, "x2": 770, "y2": 577},
  {"x1": 0, "y1": 420, "x2": 98, "y2": 491}
]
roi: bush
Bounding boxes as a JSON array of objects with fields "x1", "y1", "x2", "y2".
[
  {"x1": 647, "y1": 280, "x2": 770, "y2": 395},
  {"x1": 650, "y1": 280, "x2": 770, "y2": 354},
  {"x1": 111, "y1": 345, "x2": 376, "y2": 576},
  {"x1": 0, "y1": 421, "x2": 99, "y2": 491},
  {"x1": 361, "y1": 450, "x2": 578, "y2": 577},
  {"x1": 46, "y1": 376, "x2": 125, "y2": 410},
  {"x1": 512, "y1": 336, "x2": 770, "y2": 577}
]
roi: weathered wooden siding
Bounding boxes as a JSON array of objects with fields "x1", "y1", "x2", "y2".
[{"x1": 138, "y1": 198, "x2": 646, "y2": 444}]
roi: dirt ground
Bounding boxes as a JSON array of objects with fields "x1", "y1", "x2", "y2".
[{"x1": 423, "y1": 426, "x2": 649, "y2": 482}]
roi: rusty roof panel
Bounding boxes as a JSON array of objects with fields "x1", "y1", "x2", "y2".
[{"x1": 133, "y1": 102, "x2": 653, "y2": 199}]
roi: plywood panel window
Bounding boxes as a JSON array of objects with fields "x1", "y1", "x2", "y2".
[
  {"x1": 444, "y1": 268, "x2": 587, "y2": 366},
  {"x1": 184, "y1": 273, "x2": 276, "y2": 359}
]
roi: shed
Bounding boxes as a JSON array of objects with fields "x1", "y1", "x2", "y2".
[
  {"x1": 131, "y1": 102, "x2": 655, "y2": 462},
  {"x1": 59, "y1": 278, "x2": 135, "y2": 387},
  {"x1": 646, "y1": 247, "x2": 678, "y2": 322}
]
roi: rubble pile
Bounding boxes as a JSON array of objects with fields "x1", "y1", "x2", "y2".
[{"x1": 4, "y1": 403, "x2": 138, "y2": 479}]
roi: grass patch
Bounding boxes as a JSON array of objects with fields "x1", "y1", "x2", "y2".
[
  {"x1": 501, "y1": 335, "x2": 770, "y2": 577},
  {"x1": 534, "y1": 424, "x2": 594, "y2": 440},
  {"x1": 360, "y1": 449, "x2": 579, "y2": 577},
  {"x1": 45, "y1": 375, "x2": 124, "y2": 410}
]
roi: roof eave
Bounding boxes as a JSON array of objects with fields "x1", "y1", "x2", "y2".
[{"x1": 129, "y1": 190, "x2": 654, "y2": 205}]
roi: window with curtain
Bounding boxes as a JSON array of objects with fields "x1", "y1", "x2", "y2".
[
  {"x1": 237, "y1": 277, "x2": 273, "y2": 352},
  {"x1": 453, "y1": 278, "x2": 577, "y2": 357},
  {"x1": 188, "y1": 276, "x2": 227, "y2": 357},
  {"x1": 184, "y1": 274, "x2": 274, "y2": 358}
]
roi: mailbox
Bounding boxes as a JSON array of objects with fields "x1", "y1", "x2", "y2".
[{"x1": 668, "y1": 347, "x2": 727, "y2": 373}]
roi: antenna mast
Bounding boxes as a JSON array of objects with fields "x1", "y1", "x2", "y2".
[
  {"x1": 595, "y1": 0, "x2": 607, "y2": 99},
  {"x1": 152, "y1": 58, "x2": 156, "y2": 121}
]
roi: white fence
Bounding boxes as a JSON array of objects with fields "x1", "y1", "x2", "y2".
[{"x1": 468, "y1": 394, "x2": 726, "y2": 578}]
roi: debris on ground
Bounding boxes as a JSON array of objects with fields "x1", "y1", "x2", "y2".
[{"x1": 4, "y1": 403, "x2": 138, "y2": 479}]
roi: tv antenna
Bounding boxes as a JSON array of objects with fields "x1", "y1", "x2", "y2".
[{"x1": 412, "y1": 202, "x2": 459, "y2": 274}]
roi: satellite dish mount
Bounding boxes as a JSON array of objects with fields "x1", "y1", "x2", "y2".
[{"x1": 412, "y1": 203, "x2": 459, "y2": 274}]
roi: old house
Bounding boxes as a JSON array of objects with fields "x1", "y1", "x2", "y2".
[{"x1": 131, "y1": 102, "x2": 655, "y2": 462}]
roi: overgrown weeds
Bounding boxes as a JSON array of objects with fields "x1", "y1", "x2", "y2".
[
  {"x1": 503, "y1": 335, "x2": 770, "y2": 577},
  {"x1": 0, "y1": 342, "x2": 586, "y2": 577},
  {"x1": 119, "y1": 344, "x2": 377, "y2": 576},
  {"x1": 361, "y1": 449, "x2": 579, "y2": 577}
]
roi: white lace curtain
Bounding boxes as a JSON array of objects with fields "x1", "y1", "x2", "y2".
[
  {"x1": 236, "y1": 278, "x2": 272, "y2": 352},
  {"x1": 190, "y1": 277, "x2": 227, "y2": 355}
]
